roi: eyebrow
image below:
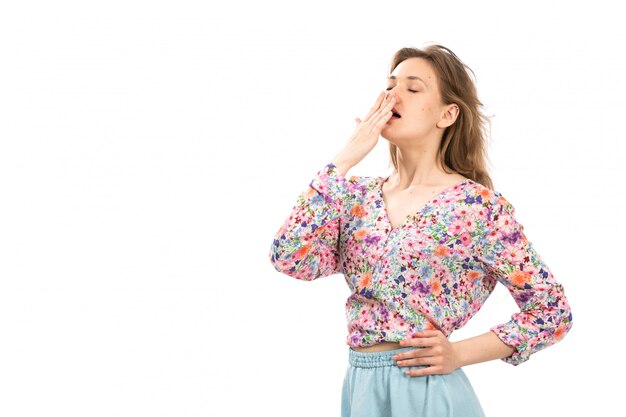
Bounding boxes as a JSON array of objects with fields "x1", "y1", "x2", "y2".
[{"x1": 387, "y1": 75, "x2": 427, "y2": 85}]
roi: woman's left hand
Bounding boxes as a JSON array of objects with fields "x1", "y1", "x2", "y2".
[{"x1": 392, "y1": 330, "x2": 463, "y2": 376}]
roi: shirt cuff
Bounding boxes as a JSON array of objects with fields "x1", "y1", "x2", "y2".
[
  {"x1": 490, "y1": 324, "x2": 531, "y2": 366},
  {"x1": 308, "y1": 162, "x2": 349, "y2": 214}
]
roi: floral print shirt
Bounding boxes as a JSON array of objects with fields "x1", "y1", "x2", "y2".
[{"x1": 269, "y1": 162, "x2": 573, "y2": 366}]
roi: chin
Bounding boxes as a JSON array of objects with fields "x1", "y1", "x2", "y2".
[{"x1": 380, "y1": 131, "x2": 397, "y2": 143}]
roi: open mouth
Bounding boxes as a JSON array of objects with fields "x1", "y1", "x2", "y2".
[{"x1": 391, "y1": 108, "x2": 401, "y2": 118}]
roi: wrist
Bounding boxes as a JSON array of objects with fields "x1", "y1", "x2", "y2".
[
  {"x1": 451, "y1": 340, "x2": 468, "y2": 368},
  {"x1": 330, "y1": 158, "x2": 353, "y2": 177}
]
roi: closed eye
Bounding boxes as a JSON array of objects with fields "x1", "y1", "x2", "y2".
[{"x1": 386, "y1": 87, "x2": 418, "y2": 93}]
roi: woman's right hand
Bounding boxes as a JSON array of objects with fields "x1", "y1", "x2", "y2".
[{"x1": 331, "y1": 91, "x2": 395, "y2": 176}]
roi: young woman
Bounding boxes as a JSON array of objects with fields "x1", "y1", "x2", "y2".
[{"x1": 269, "y1": 44, "x2": 573, "y2": 417}]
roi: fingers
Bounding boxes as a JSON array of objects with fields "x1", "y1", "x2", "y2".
[
  {"x1": 373, "y1": 98, "x2": 394, "y2": 128},
  {"x1": 397, "y1": 355, "x2": 437, "y2": 368},
  {"x1": 393, "y1": 345, "x2": 431, "y2": 361},
  {"x1": 396, "y1": 355, "x2": 439, "y2": 377},
  {"x1": 393, "y1": 330, "x2": 453, "y2": 377},
  {"x1": 366, "y1": 96, "x2": 395, "y2": 133},
  {"x1": 362, "y1": 91, "x2": 386, "y2": 122},
  {"x1": 411, "y1": 330, "x2": 441, "y2": 338},
  {"x1": 364, "y1": 92, "x2": 394, "y2": 126},
  {"x1": 399, "y1": 336, "x2": 437, "y2": 349},
  {"x1": 405, "y1": 366, "x2": 441, "y2": 377}
]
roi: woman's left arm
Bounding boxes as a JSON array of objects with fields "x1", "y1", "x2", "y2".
[
  {"x1": 475, "y1": 193, "x2": 574, "y2": 366},
  {"x1": 394, "y1": 192, "x2": 574, "y2": 376}
]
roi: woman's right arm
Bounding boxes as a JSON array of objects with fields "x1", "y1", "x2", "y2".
[
  {"x1": 269, "y1": 91, "x2": 395, "y2": 281},
  {"x1": 268, "y1": 162, "x2": 353, "y2": 281}
]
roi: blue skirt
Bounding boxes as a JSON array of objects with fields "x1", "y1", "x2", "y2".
[{"x1": 341, "y1": 346, "x2": 486, "y2": 417}]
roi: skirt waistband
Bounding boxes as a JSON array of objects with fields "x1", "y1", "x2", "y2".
[{"x1": 348, "y1": 346, "x2": 426, "y2": 368}]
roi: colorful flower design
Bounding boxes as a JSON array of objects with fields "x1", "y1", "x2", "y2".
[{"x1": 269, "y1": 162, "x2": 573, "y2": 366}]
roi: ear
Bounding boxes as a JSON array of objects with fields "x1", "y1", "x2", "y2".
[{"x1": 436, "y1": 103, "x2": 460, "y2": 129}]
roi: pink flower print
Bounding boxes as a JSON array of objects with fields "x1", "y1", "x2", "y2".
[
  {"x1": 471, "y1": 205, "x2": 488, "y2": 219},
  {"x1": 486, "y1": 228, "x2": 499, "y2": 242},
  {"x1": 449, "y1": 219, "x2": 465, "y2": 235},
  {"x1": 504, "y1": 246, "x2": 525, "y2": 264},
  {"x1": 470, "y1": 298, "x2": 483, "y2": 311},
  {"x1": 398, "y1": 252, "x2": 412, "y2": 265},
  {"x1": 496, "y1": 212, "x2": 517, "y2": 234},
  {"x1": 521, "y1": 262, "x2": 541, "y2": 279},
  {"x1": 460, "y1": 231, "x2": 472, "y2": 246},
  {"x1": 431, "y1": 256, "x2": 446, "y2": 268},
  {"x1": 454, "y1": 206, "x2": 470, "y2": 217},
  {"x1": 454, "y1": 244, "x2": 471, "y2": 258},
  {"x1": 405, "y1": 269, "x2": 419, "y2": 282},
  {"x1": 462, "y1": 218, "x2": 477, "y2": 233}
]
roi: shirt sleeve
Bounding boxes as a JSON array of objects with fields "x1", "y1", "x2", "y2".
[
  {"x1": 478, "y1": 192, "x2": 573, "y2": 366},
  {"x1": 269, "y1": 162, "x2": 353, "y2": 281}
]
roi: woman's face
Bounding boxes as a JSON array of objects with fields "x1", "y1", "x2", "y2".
[{"x1": 381, "y1": 57, "x2": 457, "y2": 145}]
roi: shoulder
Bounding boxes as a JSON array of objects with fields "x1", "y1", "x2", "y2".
[
  {"x1": 458, "y1": 179, "x2": 516, "y2": 220},
  {"x1": 462, "y1": 179, "x2": 507, "y2": 204},
  {"x1": 345, "y1": 174, "x2": 381, "y2": 194}
]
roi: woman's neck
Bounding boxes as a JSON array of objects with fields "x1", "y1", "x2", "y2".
[{"x1": 391, "y1": 147, "x2": 452, "y2": 189}]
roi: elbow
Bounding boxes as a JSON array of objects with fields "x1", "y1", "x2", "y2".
[
  {"x1": 548, "y1": 284, "x2": 573, "y2": 343},
  {"x1": 268, "y1": 245, "x2": 291, "y2": 277},
  {"x1": 268, "y1": 244, "x2": 317, "y2": 282},
  {"x1": 553, "y1": 303, "x2": 573, "y2": 343},
  {"x1": 535, "y1": 282, "x2": 573, "y2": 345}
]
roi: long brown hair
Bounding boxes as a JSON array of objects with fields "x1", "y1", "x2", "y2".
[{"x1": 387, "y1": 44, "x2": 493, "y2": 189}]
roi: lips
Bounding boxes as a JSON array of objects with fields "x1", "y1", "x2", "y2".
[{"x1": 391, "y1": 108, "x2": 401, "y2": 118}]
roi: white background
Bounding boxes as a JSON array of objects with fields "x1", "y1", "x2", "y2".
[{"x1": 0, "y1": 1, "x2": 623, "y2": 416}]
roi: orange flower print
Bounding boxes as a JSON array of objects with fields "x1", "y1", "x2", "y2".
[
  {"x1": 292, "y1": 243, "x2": 312, "y2": 260},
  {"x1": 554, "y1": 325, "x2": 566, "y2": 341},
  {"x1": 434, "y1": 246, "x2": 450, "y2": 257},
  {"x1": 358, "y1": 271, "x2": 373, "y2": 289},
  {"x1": 350, "y1": 203, "x2": 367, "y2": 219},
  {"x1": 354, "y1": 229, "x2": 368, "y2": 241},
  {"x1": 431, "y1": 279, "x2": 442, "y2": 295},
  {"x1": 467, "y1": 270, "x2": 482, "y2": 281},
  {"x1": 509, "y1": 270, "x2": 531, "y2": 287},
  {"x1": 479, "y1": 188, "x2": 492, "y2": 200}
]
